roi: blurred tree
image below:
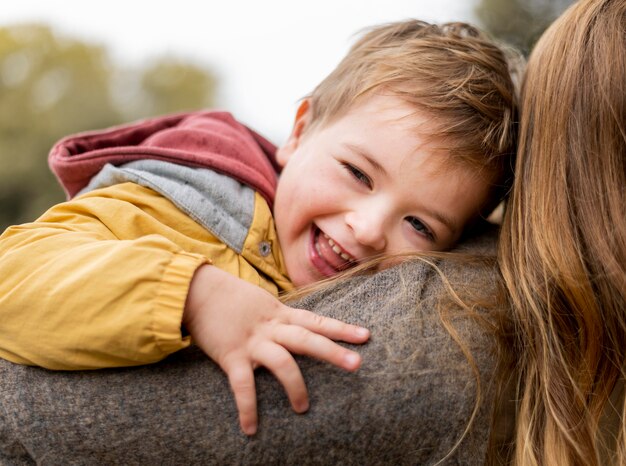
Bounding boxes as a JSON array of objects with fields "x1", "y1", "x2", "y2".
[
  {"x1": 137, "y1": 58, "x2": 217, "y2": 119},
  {"x1": 0, "y1": 24, "x2": 120, "y2": 228},
  {"x1": 475, "y1": 0, "x2": 575, "y2": 55},
  {"x1": 111, "y1": 57, "x2": 218, "y2": 122},
  {"x1": 0, "y1": 24, "x2": 217, "y2": 230}
]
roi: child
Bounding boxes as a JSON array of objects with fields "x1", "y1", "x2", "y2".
[{"x1": 0, "y1": 20, "x2": 519, "y2": 435}]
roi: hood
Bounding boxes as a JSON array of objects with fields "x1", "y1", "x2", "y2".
[{"x1": 48, "y1": 110, "x2": 281, "y2": 206}]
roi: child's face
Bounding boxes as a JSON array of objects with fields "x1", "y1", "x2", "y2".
[{"x1": 273, "y1": 94, "x2": 492, "y2": 287}]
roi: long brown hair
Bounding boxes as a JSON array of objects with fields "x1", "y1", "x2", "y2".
[{"x1": 498, "y1": 0, "x2": 626, "y2": 464}]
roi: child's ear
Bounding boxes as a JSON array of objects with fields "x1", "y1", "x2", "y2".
[{"x1": 276, "y1": 99, "x2": 311, "y2": 168}]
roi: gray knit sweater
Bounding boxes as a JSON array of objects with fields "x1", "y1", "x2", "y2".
[{"x1": 0, "y1": 228, "x2": 501, "y2": 466}]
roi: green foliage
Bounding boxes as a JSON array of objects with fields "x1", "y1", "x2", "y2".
[
  {"x1": 0, "y1": 24, "x2": 217, "y2": 230},
  {"x1": 475, "y1": 0, "x2": 575, "y2": 55},
  {"x1": 136, "y1": 59, "x2": 217, "y2": 119}
]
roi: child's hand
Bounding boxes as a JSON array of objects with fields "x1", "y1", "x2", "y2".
[{"x1": 183, "y1": 264, "x2": 370, "y2": 436}]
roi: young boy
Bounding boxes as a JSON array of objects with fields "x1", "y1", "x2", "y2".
[{"x1": 0, "y1": 20, "x2": 519, "y2": 435}]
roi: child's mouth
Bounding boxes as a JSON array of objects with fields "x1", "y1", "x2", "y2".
[{"x1": 309, "y1": 226, "x2": 356, "y2": 277}]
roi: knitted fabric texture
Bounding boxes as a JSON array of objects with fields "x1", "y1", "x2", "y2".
[{"x1": 0, "y1": 228, "x2": 500, "y2": 465}]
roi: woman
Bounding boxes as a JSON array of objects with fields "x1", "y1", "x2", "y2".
[{"x1": 499, "y1": 0, "x2": 626, "y2": 464}]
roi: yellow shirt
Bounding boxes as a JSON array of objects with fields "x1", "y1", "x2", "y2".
[{"x1": 0, "y1": 182, "x2": 291, "y2": 369}]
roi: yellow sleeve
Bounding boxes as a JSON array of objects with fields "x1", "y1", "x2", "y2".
[{"x1": 0, "y1": 186, "x2": 209, "y2": 370}]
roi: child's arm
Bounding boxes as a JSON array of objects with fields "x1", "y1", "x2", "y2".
[
  {"x1": 0, "y1": 184, "x2": 218, "y2": 369},
  {"x1": 0, "y1": 213, "x2": 203, "y2": 369},
  {"x1": 183, "y1": 264, "x2": 369, "y2": 436}
]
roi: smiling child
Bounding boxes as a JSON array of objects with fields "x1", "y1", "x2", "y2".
[
  {"x1": 274, "y1": 95, "x2": 496, "y2": 286},
  {"x1": 0, "y1": 19, "x2": 520, "y2": 435}
]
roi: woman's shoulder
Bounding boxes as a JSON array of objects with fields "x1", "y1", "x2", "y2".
[{"x1": 0, "y1": 226, "x2": 502, "y2": 465}]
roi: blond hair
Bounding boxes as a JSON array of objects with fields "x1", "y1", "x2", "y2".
[
  {"x1": 498, "y1": 0, "x2": 626, "y2": 464},
  {"x1": 308, "y1": 20, "x2": 523, "y2": 210}
]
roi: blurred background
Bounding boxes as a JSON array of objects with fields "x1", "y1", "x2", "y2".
[{"x1": 1, "y1": 0, "x2": 574, "y2": 229}]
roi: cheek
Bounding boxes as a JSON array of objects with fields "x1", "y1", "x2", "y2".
[
  {"x1": 300, "y1": 167, "x2": 343, "y2": 203},
  {"x1": 278, "y1": 160, "x2": 351, "y2": 224},
  {"x1": 317, "y1": 165, "x2": 351, "y2": 197}
]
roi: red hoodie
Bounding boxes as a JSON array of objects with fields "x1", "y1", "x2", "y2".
[{"x1": 48, "y1": 110, "x2": 281, "y2": 207}]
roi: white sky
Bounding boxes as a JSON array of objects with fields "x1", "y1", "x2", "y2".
[{"x1": 2, "y1": 0, "x2": 477, "y2": 143}]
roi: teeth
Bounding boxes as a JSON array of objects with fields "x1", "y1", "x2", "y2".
[
  {"x1": 315, "y1": 237, "x2": 323, "y2": 256},
  {"x1": 322, "y1": 233, "x2": 353, "y2": 261}
]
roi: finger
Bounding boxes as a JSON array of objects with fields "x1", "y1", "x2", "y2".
[
  {"x1": 223, "y1": 359, "x2": 258, "y2": 436},
  {"x1": 285, "y1": 307, "x2": 370, "y2": 343},
  {"x1": 275, "y1": 325, "x2": 363, "y2": 372},
  {"x1": 255, "y1": 342, "x2": 309, "y2": 414}
]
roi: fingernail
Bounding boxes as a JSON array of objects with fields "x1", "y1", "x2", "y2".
[
  {"x1": 355, "y1": 327, "x2": 369, "y2": 338},
  {"x1": 296, "y1": 400, "x2": 310, "y2": 413},
  {"x1": 243, "y1": 423, "x2": 257, "y2": 436},
  {"x1": 344, "y1": 352, "x2": 361, "y2": 369}
]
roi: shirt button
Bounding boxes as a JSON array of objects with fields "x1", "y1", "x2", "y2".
[{"x1": 258, "y1": 241, "x2": 271, "y2": 257}]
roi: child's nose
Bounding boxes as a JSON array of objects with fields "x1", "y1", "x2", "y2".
[{"x1": 345, "y1": 210, "x2": 387, "y2": 251}]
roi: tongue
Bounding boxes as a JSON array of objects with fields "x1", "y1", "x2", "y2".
[{"x1": 316, "y1": 233, "x2": 351, "y2": 271}]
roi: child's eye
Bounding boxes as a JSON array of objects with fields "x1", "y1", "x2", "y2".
[
  {"x1": 343, "y1": 163, "x2": 372, "y2": 188},
  {"x1": 406, "y1": 216, "x2": 434, "y2": 241}
]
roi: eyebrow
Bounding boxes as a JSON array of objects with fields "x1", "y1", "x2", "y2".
[{"x1": 343, "y1": 143, "x2": 388, "y2": 177}]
